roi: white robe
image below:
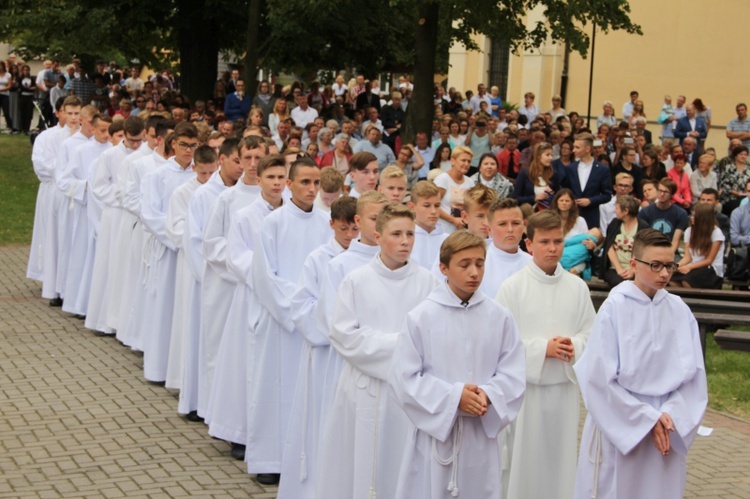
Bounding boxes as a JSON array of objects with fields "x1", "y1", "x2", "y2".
[
  {"x1": 573, "y1": 282, "x2": 707, "y2": 499},
  {"x1": 389, "y1": 282, "x2": 526, "y2": 499},
  {"x1": 139, "y1": 159, "x2": 196, "y2": 382},
  {"x1": 60, "y1": 139, "x2": 111, "y2": 315},
  {"x1": 85, "y1": 142, "x2": 134, "y2": 333},
  {"x1": 28, "y1": 124, "x2": 66, "y2": 282},
  {"x1": 202, "y1": 180, "x2": 261, "y2": 425},
  {"x1": 314, "y1": 240, "x2": 380, "y2": 444},
  {"x1": 315, "y1": 256, "x2": 438, "y2": 499},
  {"x1": 246, "y1": 201, "x2": 332, "y2": 474},
  {"x1": 106, "y1": 146, "x2": 153, "y2": 331},
  {"x1": 41, "y1": 125, "x2": 77, "y2": 299},
  {"x1": 164, "y1": 177, "x2": 202, "y2": 390},
  {"x1": 177, "y1": 172, "x2": 228, "y2": 415},
  {"x1": 278, "y1": 236, "x2": 345, "y2": 499},
  {"x1": 116, "y1": 152, "x2": 168, "y2": 348},
  {"x1": 479, "y1": 245, "x2": 532, "y2": 298},
  {"x1": 411, "y1": 225, "x2": 448, "y2": 270},
  {"x1": 207, "y1": 196, "x2": 276, "y2": 442},
  {"x1": 54, "y1": 131, "x2": 91, "y2": 296},
  {"x1": 497, "y1": 261, "x2": 595, "y2": 499}
]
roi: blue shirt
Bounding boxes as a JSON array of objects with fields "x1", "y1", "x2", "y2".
[{"x1": 730, "y1": 202, "x2": 750, "y2": 246}]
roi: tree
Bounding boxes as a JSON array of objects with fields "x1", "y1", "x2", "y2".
[{"x1": 402, "y1": 0, "x2": 642, "y2": 142}]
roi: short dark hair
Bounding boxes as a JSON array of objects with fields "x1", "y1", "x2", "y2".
[
  {"x1": 155, "y1": 119, "x2": 176, "y2": 138},
  {"x1": 700, "y1": 188, "x2": 719, "y2": 200},
  {"x1": 194, "y1": 145, "x2": 217, "y2": 165},
  {"x1": 108, "y1": 120, "x2": 124, "y2": 136},
  {"x1": 288, "y1": 155, "x2": 318, "y2": 180},
  {"x1": 122, "y1": 116, "x2": 145, "y2": 136},
  {"x1": 526, "y1": 210, "x2": 563, "y2": 241},
  {"x1": 145, "y1": 115, "x2": 166, "y2": 132},
  {"x1": 257, "y1": 154, "x2": 287, "y2": 177},
  {"x1": 732, "y1": 145, "x2": 749, "y2": 157},
  {"x1": 659, "y1": 178, "x2": 677, "y2": 196},
  {"x1": 219, "y1": 137, "x2": 241, "y2": 158},
  {"x1": 330, "y1": 196, "x2": 357, "y2": 224},
  {"x1": 350, "y1": 152, "x2": 378, "y2": 172},
  {"x1": 632, "y1": 229, "x2": 672, "y2": 259}
]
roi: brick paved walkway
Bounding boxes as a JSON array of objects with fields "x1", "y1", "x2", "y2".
[{"x1": 1, "y1": 244, "x2": 749, "y2": 498}]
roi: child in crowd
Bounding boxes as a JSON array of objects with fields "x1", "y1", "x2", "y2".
[
  {"x1": 573, "y1": 229, "x2": 707, "y2": 499},
  {"x1": 389, "y1": 230, "x2": 526, "y2": 498}
]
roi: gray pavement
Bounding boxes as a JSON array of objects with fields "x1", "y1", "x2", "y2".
[{"x1": 1, "y1": 244, "x2": 749, "y2": 498}]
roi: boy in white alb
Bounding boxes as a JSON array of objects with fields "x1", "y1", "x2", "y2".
[
  {"x1": 247, "y1": 156, "x2": 332, "y2": 485},
  {"x1": 497, "y1": 210, "x2": 595, "y2": 499},
  {"x1": 313, "y1": 167, "x2": 344, "y2": 213},
  {"x1": 164, "y1": 146, "x2": 219, "y2": 391},
  {"x1": 389, "y1": 230, "x2": 526, "y2": 498},
  {"x1": 377, "y1": 165, "x2": 408, "y2": 204},
  {"x1": 409, "y1": 180, "x2": 448, "y2": 268},
  {"x1": 278, "y1": 196, "x2": 359, "y2": 499},
  {"x1": 347, "y1": 152, "x2": 379, "y2": 198},
  {"x1": 316, "y1": 204, "x2": 438, "y2": 499},
  {"x1": 481, "y1": 198, "x2": 532, "y2": 297},
  {"x1": 573, "y1": 229, "x2": 707, "y2": 499}
]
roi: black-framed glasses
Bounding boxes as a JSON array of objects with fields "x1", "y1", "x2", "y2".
[
  {"x1": 177, "y1": 141, "x2": 199, "y2": 150},
  {"x1": 634, "y1": 259, "x2": 679, "y2": 273}
]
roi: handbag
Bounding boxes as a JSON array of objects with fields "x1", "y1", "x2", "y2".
[{"x1": 725, "y1": 243, "x2": 750, "y2": 281}]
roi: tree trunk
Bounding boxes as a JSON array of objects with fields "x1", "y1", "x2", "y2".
[
  {"x1": 403, "y1": 0, "x2": 439, "y2": 144},
  {"x1": 177, "y1": 9, "x2": 219, "y2": 102},
  {"x1": 244, "y1": 0, "x2": 264, "y2": 88}
]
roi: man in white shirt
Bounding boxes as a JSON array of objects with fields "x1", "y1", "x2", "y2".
[
  {"x1": 518, "y1": 92, "x2": 540, "y2": 124},
  {"x1": 290, "y1": 93, "x2": 318, "y2": 132},
  {"x1": 622, "y1": 90, "x2": 638, "y2": 120},
  {"x1": 124, "y1": 68, "x2": 144, "y2": 95},
  {"x1": 469, "y1": 83, "x2": 492, "y2": 115}
]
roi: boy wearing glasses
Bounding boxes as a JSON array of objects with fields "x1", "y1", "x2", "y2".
[{"x1": 573, "y1": 229, "x2": 707, "y2": 499}]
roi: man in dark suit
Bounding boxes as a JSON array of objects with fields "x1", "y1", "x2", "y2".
[
  {"x1": 355, "y1": 80, "x2": 380, "y2": 113},
  {"x1": 634, "y1": 117, "x2": 652, "y2": 144},
  {"x1": 674, "y1": 104, "x2": 708, "y2": 154},
  {"x1": 565, "y1": 132, "x2": 613, "y2": 228},
  {"x1": 682, "y1": 136, "x2": 700, "y2": 170}
]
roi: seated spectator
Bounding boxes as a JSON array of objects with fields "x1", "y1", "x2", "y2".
[
  {"x1": 611, "y1": 146, "x2": 643, "y2": 198},
  {"x1": 430, "y1": 143, "x2": 452, "y2": 172},
  {"x1": 320, "y1": 133, "x2": 352, "y2": 176},
  {"x1": 552, "y1": 140, "x2": 574, "y2": 169},
  {"x1": 392, "y1": 144, "x2": 423, "y2": 191},
  {"x1": 667, "y1": 153, "x2": 692, "y2": 209},
  {"x1": 719, "y1": 145, "x2": 750, "y2": 215},
  {"x1": 640, "y1": 179, "x2": 659, "y2": 207},
  {"x1": 600, "y1": 195, "x2": 648, "y2": 288},
  {"x1": 552, "y1": 188, "x2": 602, "y2": 277},
  {"x1": 599, "y1": 172, "x2": 634, "y2": 237},
  {"x1": 690, "y1": 154, "x2": 718, "y2": 202},
  {"x1": 640, "y1": 148, "x2": 667, "y2": 181},
  {"x1": 514, "y1": 142, "x2": 564, "y2": 208},
  {"x1": 697, "y1": 188, "x2": 730, "y2": 242},
  {"x1": 496, "y1": 133, "x2": 520, "y2": 180},
  {"x1": 352, "y1": 125, "x2": 395, "y2": 170},
  {"x1": 638, "y1": 177, "x2": 689, "y2": 255},
  {"x1": 470, "y1": 153, "x2": 513, "y2": 199},
  {"x1": 671, "y1": 203, "x2": 725, "y2": 289},
  {"x1": 729, "y1": 179, "x2": 750, "y2": 246}
]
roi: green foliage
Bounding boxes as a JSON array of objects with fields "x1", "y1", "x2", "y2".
[{"x1": 0, "y1": 135, "x2": 37, "y2": 245}]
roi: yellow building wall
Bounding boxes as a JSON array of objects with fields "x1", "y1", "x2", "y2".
[{"x1": 448, "y1": 0, "x2": 750, "y2": 153}]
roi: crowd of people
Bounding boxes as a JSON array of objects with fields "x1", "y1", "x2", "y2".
[{"x1": 21, "y1": 59, "x2": 723, "y2": 498}]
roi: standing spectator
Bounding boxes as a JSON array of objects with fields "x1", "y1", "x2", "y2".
[
  {"x1": 548, "y1": 94, "x2": 566, "y2": 123},
  {"x1": 268, "y1": 98, "x2": 289, "y2": 136},
  {"x1": 381, "y1": 91, "x2": 405, "y2": 150},
  {"x1": 566, "y1": 133, "x2": 613, "y2": 229},
  {"x1": 355, "y1": 81, "x2": 380, "y2": 113},
  {"x1": 514, "y1": 142, "x2": 563, "y2": 207},
  {"x1": 464, "y1": 118, "x2": 494, "y2": 176},
  {"x1": 611, "y1": 146, "x2": 644, "y2": 198},
  {"x1": 675, "y1": 104, "x2": 708, "y2": 155},
  {"x1": 414, "y1": 132, "x2": 434, "y2": 179},
  {"x1": 693, "y1": 97, "x2": 712, "y2": 145},
  {"x1": 627, "y1": 100, "x2": 646, "y2": 129},
  {"x1": 225, "y1": 69, "x2": 240, "y2": 94},
  {"x1": 331, "y1": 75, "x2": 347, "y2": 98},
  {"x1": 71, "y1": 69, "x2": 95, "y2": 106},
  {"x1": 470, "y1": 153, "x2": 513, "y2": 199},
  {"x1": 469, "y1": 83, "x2": 492, "y2": 114},
  {"x1": 658, "y1": 95, "x2": 676, "y2": 144},
  {"x1": 291, "y1": 92, "x2": 319, "y2": 130},
  {"x1": 518, "y1": 92, "x2": 539, "y2": 123},
  {"x1": 489, "y1": 85, "x2": 503, "y2": 117},
  {"x1": 435, "y1": 146, "x2": 476, "y2": 234},
  {"x1": 352, "y1": 125, "x2": 395, "y2": 170},
  {"x1": 223, "y1": 79, "x2": 251, "y2": 123},
  {"x1": 726, "y1": 103, "x2": 750, "y2": 149},
  {"x1": 18, "y1": 64, "x2": 35, "y2": 134},
  {"x1": 123, "y1": 67, "x2": 144, "y2": 95},
  {"x1": 251, "y1": 81, "x2": 275, "y2": 127},
  {"x1": 597, "y1": 100, "x2": 617, "y2": 128},
  {"x1": 497, "y1": 133, "x2": 521, "y2": 180},
  {"x1": 0, "y1": 61, "x2": 15, "y2": 132},
  {"x1": 622, "y1": 90, "x2": 638, "y2": 120}
]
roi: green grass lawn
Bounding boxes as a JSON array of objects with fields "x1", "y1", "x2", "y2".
[
  {"x1": 0, "y1": 134, "x2": 37, "y2": 245},
  {"x1": 1, "y1": 131, "x2": 749, "y2": 419},
  {"x1": 705, "y1": 330, "x2": 750, "y2": 419}
]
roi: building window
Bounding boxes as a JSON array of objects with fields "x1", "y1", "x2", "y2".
[{"x1": 489, "y1": 39, "x2": 510, "y2": 101}]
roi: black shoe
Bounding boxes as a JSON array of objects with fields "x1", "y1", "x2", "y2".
[
  {"x1": 74, "y1": 314, "x2": 86, "y2": 320},
  {"x1": 186, "y1": 411, "x2": 204, "y2": 422},
  {"x1": 149, "y1": 380, "x2": 166, "y2": 387},
  {"x1": 230, "y1": 443, "x2": 246, "y2": 460},
  {"x1": 256, "y1": 473, "x2": 280, "y2": 485},
  {"x1": 49, "y1": 297, "x2": 63, "y2": 307}
]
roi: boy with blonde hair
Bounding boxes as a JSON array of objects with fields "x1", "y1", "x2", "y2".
[
  {"x1": 409, "y1": 180, "x2": 448, "y2": 268},
  {"x1": 378, "y1": 164, "x2": 408, "y2": 204},
  {"x1": 314, "y1": 167, "x2": 345, "y2": 212},
  {"x1": 461, "y1": 183, "x2": 498, "y2": 240},
  {"x1": 317, "y1": 204, "x2": 438, "y2": 499},
  {"x1": 389, "y1": 230, "x2": 526, "y2": 498}
]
